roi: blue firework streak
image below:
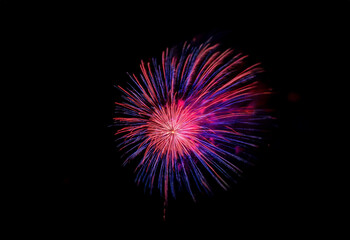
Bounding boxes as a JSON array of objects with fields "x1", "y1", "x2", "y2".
[{"x1": 114, "y1": 37, "x2": 271, "y2": 210}]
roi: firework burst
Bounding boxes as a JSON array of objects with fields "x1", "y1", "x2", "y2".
[{"x1": 114, "y1": 37, "x2": 271, "y2": 211}]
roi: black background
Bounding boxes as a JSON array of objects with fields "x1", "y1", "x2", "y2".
[{"x1": 2, "y1": 0, "x2": 346, "y2": 237}]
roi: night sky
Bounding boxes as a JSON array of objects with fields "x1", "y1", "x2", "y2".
[{"x1": 4, "y1": 1, "x2": 346, "y2": 237}]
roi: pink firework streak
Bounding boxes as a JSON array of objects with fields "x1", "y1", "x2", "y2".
[{"x1": 113, "y1": 38, "x2": 271, "y2": 216}]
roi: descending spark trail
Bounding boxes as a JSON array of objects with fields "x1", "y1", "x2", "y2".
[{"x1": 113, "y1": 37, "x2": 271, "y2": 216}]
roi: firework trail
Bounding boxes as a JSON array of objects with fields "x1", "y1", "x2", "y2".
[{"x1": 114, "y1": 37, "x2": 271, "y2": 216}]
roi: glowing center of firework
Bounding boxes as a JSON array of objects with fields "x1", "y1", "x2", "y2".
[{"x1": 147, "y1": 102, "x2": 198, "y2": 156}]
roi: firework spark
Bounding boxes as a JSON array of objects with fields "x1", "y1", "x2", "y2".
[{"x1": 114, "y1": 37, "x2": 271, "y2": 211}]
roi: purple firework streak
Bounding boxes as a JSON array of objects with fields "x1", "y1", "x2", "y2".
[{"x1": 113, "y1": 38, "x2": 271, "y2": 216}]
